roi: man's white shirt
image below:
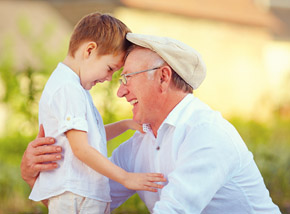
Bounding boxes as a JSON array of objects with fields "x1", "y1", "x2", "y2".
[{"x1": 110, "y1": 94, "x2": 280, "y2": 214}]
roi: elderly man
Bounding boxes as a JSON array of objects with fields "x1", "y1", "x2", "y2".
[{"x1": 21, "y1": 33, "x2": 280, "y2": 213}]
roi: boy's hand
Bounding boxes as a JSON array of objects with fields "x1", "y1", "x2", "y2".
[
  {"x1": 126, "y1": 119, "x2": 145, "y2": 134},
  {"x1": 123, "y1": 172, "x2": 167, "y2": 192}
]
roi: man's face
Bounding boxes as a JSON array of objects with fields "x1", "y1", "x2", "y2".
[{"x1": 117, "y1": 49, "x2": 160, "y2": 124}]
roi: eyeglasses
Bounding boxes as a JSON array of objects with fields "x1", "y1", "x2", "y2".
[{"x1": 119, "y1": 67, "x2": 160, "y2": 85}]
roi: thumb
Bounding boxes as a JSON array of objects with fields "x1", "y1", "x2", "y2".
[{"x1": 37, "y1": 124, "x2": 45, "y2": 138}]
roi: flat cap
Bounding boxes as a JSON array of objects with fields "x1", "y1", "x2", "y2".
[{"x1": 126, "y1": 33, "x2": 206, "y2": 90}]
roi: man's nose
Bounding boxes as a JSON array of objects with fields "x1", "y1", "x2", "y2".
[{"x1": 117, "y1": 83, "x2": 128, "y2": 98}]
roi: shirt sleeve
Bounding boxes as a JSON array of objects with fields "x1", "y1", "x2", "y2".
[
  {"x1": 153, "y1": 123, "x2": 240, "y2": 214},
  {"x1": 109, "y1": 136, "x2": 138, "y2": 210},
  {"x1": 49, "y1": 83, "x2": 88, "y2": 135}
]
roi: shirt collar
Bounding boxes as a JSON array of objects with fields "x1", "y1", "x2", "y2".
[
  {"x1": 142, "y1": 94, "x2": 195, "y2": 134},
  {"x1": 161, "y1": 93, "x2": 194, "y2": 128}
]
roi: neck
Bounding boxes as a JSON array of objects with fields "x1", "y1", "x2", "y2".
[
  {"x1": 62, "y1": 55, "x2": 80, "y2": 77},
  {"x1": 151, "y1": 91, "x2": 188, "y2": 137}
]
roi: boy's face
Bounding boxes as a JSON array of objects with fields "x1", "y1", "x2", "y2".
[{"x1": 80, "y1": 51, "x2": 124, "y2": 90}]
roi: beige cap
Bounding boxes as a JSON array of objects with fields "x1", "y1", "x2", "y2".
[{"x1": 126, "y1": 33, "x2": 206, "y2": 90}]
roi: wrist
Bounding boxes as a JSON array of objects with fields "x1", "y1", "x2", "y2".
[
  {"x1": 124, "y1": 119, "x2": 133, "y2": 130},
  {"x1": 22, "y1": 174, "x2": 37, "y2": 189},
  {"x1": 27, "y1": 178, "x2": 37, "y2": 189},
  {"x1": 119, "y1": 170, "x2": 130, "y2": 187}
]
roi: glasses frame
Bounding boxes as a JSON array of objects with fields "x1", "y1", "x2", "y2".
[{"x1": 119, "y1": 67, "x2": 160, "y2": 85}]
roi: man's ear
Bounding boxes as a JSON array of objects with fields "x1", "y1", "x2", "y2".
[
  {"x1": 84, "y1": 42, "x2": 97, "y2": 58},
  {"x1": 159, "y1": 66, "x2": 172, "y2": 92}
]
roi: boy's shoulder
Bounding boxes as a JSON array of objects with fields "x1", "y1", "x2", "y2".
[{"x1": 42, "y1": 64, "x2": 84, "y2": 99}]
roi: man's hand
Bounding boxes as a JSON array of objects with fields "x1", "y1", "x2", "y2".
[{"x1": 20, "y1": 124, "x2": 62, "y2": 188}]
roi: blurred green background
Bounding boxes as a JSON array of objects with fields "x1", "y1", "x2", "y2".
[{"x1": 1, "y1": 0, "x2": 290, "y2": 213}]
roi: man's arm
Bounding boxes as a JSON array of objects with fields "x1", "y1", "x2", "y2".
[{"x1": 20, "y1": 124, "x2": 62, "y2": 188}]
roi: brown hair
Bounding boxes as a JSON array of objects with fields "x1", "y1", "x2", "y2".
[{"x1": 68, "y1": 12, "x2": 131, "y2": 57}]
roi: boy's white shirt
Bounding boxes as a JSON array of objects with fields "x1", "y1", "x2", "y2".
[{"x1": 29, "y1": 62, "x2": 111, "y2": 202}]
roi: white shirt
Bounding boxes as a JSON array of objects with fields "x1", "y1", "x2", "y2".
[
  {"x1": 109, "y1": 94, "x2": 280, "y2": 213},
  {"x1": 29, "y1": 63, "x2": 110, "y2": 202}
]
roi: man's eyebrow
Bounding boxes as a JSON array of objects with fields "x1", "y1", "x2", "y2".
[{"x1": 121, "y1": 69, "x2": 128, "y2": 75}]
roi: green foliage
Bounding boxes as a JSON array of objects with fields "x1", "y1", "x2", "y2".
[
  {"x1": 0, "y1": 15, "x2": 67, "y2": 136},
  {"x1": 230, "y1": 117, "x2": 290, "y2": 213},
  {"x1": 0, "y1": 134, "x2": 47, "y2": 214},
  {"x1": 112, "y1": 194, "x2": 150, "y2": 214}
]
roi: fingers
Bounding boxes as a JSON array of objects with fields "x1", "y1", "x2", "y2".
[
  {"x1": 142, "y1": 173, "x2": 167, "y2": 191},
  {"x1": 142, "y1": 181, "x2": 164, "y2": 192},
  {"x1": 30, "y1": 137, "x2": 56, "y2": 148},
  {"x1": 38, "y1": 124, "x2": 45, "y2": 138},
  {"x1": 34, "y1": 162, "x2": 59, "y2": 172},
  {"x1": 142, "y1": 186, "x2": 158, "y2": 192},
  {"x1": 33, "y1": 144, "x2": 61, "y2": 156},
  {"x1": 148, "y1": 173, "x2": 165, "y2": 177},
  {"x1": 35, "y1": 153, "x2": 62, "y2": 164},
  {"x1": 125, "y1": 172, "x2": 167, "y2": 192},
  {"x1": 145, "y1": 182, "x2": 164, "y2": 189},
  {"x1": 146, "y1": 173, "x2": 167, "y2": 182}
]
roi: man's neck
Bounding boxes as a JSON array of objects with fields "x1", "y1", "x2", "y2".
[{"x1": 151, "y1": 92, "x2": 188, "y2": 137}]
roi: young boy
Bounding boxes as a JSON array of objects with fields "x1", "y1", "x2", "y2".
[{"x1": 29, "y1": 12, "x2": 166, "y2": 213}]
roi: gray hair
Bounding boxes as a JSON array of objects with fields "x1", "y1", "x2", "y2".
[
  {"x1": 126, "y1": 45, "x2": 192, "y2": 93},
  {"x1": 147, "y1": 57, "x2": 165, "y2": 80}
]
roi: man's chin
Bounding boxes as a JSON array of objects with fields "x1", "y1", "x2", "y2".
[{"x1": 132, "y1": 115, "x2": 142, "y2": 124}]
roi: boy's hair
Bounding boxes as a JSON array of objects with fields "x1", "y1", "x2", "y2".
[{"x1": 68, "y1": 12, "x2": 131, "y2": 57}]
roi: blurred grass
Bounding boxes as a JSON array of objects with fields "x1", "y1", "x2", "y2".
[{"x1": 230, "y1": 116, "x2": 290, "y2": 213}]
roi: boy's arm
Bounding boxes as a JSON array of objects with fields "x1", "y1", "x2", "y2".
[
  {"x1": 105, "y1": 119, "x2": 143, "y2": 141},
  {"x1": 66, "y1": 129, "x2": 165, "y2": 192}
]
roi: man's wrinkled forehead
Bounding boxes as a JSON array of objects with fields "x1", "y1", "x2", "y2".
[{"x1": 122, "y1": 48, "x2": 151, "y2": 74}]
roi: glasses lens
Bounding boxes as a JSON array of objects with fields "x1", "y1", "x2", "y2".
[{"x1": 119, "y1": 76, "x2": 126, "y2": 85}]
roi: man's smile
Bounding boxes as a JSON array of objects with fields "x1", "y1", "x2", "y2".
[{"x1": 129, "y1": 99, "x2": 138, "y2": 105}]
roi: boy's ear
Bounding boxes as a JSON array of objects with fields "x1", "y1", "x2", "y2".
[{"x1": 84, "y1": 42, "x2": 98, "y2": 58}]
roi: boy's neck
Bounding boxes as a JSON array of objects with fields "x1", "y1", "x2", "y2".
[{"x1": 62, "y1": 55, "x2": 80, "y2": 77}]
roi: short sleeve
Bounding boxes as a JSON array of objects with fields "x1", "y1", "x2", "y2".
[{"x1": 50, "y1": 83, "x2": 88, "y2": 135}]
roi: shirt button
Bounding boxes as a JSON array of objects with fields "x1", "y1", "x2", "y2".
[
  {"x1": 67, "y1": 117, "x2": 71, "y2": 121},
  {"x1": 156, "y1": 146, "x2": 160, "y2": 150}
]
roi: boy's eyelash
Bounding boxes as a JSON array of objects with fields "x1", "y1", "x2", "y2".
[{"x1": 108, "y1": 66, "x2": 113, "y2": 71}]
